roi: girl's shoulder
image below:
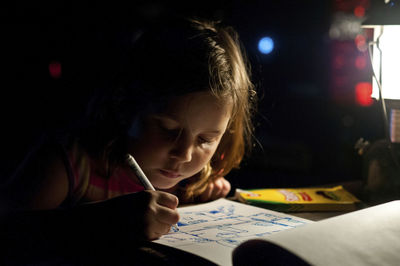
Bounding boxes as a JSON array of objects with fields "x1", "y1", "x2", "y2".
[
  {"x1": 1, "y1": 133, "x2": 72, "y2": 211},
  {"x1": 66, "y1": 142, "x2": 144, "y2": 203}
]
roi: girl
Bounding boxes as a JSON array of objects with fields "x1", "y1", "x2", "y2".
[{"x1": 1, "y1": 16, "x2": 256, "y2": 260}]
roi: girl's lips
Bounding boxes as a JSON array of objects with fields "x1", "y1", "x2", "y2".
[{"x1": 160, "y1": 169, "x2": 181, "y2": 179}]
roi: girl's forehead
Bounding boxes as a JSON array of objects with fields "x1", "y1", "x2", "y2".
[
  {"x1": 151, "y1": 92, "x2": 233, "y2": 134},
  {"x1": 162, "y1": 92, "x2": 232, "y2": 118}
]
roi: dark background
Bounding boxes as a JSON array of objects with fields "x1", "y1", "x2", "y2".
[{"x1": 1, "y1": 1, "x2": 386, "y2": 190}]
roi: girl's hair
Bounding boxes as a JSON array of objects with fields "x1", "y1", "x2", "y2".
[{"x1": 76, "y1": 17, "x2": 257, "y2": 201}]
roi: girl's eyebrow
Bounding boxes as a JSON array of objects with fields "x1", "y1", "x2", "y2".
[
  {"x1": 202, "y1": 130, "x2": 223, "y2": 135},
  {"x1": 151, "y1": 114, "x2": 180, "y2": 124},
  {"x1": 151, "y1": 114, "x2": 178, "y2": 123},
  {"x1": 152, "y1": 114, "x2": 225, "y2": 135}
]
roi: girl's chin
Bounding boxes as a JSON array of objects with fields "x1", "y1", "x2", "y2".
[
  {"x1": 157, "y1": 186, "x2": 178, "y2": 193},
  {"x1": 150, "y1": 172, "x2": 192, "y2": 190},
  {"x1": 152, "y1": 179, "x2": 182, "y2": 190}
]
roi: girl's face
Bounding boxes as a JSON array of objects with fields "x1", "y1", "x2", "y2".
[{"x1": 128, "y1": 92, "x2": 232, "y2": 189}]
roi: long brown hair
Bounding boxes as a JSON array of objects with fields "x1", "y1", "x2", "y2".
[
  {"x1": 175, "y1": 19, "x2": 257, "y2": 201},
  {"x1": 76, "y1": 17, "x2": 257, "y2": 202}
]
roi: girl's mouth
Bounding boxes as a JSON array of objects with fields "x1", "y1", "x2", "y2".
[{"x1": 159, "y1": 169, "x2": 181, "y2": 179}]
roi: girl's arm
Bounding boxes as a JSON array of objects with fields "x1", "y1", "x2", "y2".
[
  {"x1": 166, "y1": 177, "x2": 231, "y2": 203},
  {"x1": 1, "y1": 143, "x2": 179, "y2": 263},
  {"x1": 1, "y1": 190, "x2": 179, "y2": 263},
  {"x1": 0, "y1": 139, "x2": 71, "y2": 212},
  {"x1": 29, "y1": 151, "x2": 70, "y2": 209}
]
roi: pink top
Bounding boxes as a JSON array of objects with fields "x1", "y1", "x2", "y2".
[{"x1": 66, "y1": 152, "x2": 144, "y2": 204}]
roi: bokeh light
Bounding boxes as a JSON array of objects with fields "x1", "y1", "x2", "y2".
[
  {"x1": 354, "y1": 6, "x2": 365, "y2": 17},
  {"x1": 355, "y1": 55, "x2": 367, "y2": 69},
  {"x1": 258, "y1": 37, "x2": 274, "y2": 54},
  {"x1": 355, "y1": 82, "x2": 373, "y2": 106}
]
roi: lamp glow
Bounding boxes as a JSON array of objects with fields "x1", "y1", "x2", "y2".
[{"x1": 371, "y1": 26, "x2": 400, "y2": 99}]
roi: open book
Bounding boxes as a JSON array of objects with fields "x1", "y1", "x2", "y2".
[{"x1": 154, "y1": 198, "x2": 400, "y2": 266}]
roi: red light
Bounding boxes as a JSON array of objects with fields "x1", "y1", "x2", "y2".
[
  {"x1": 354, "y1": 6, "x2": 365, "y2": 17},
  {"x1": 49, "y1": 61, "x2": 62, "y2": 79},
  {"x1": 355, "y1": 34, "x2": 368, "y2": 52},
  {"x1": 355, "y1": 82, "x2": 373, "y2": 106},
  {"x1": 354, "y1": 34, "x2": 366, "y2": 47},
  {"x1": 355, "y1": 55, "x2": 367, "y2": 69}
]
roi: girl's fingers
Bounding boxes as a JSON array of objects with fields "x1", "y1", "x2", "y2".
[
  {"x1": 155, "y1": 204, "x2": 180, "y2": 225},
  {"x1": 156, "y1": 191, "x2": 179, "y2": 210},
  {"x1": 146, "y1": 221, "x2": 172, "y2": 240},
  {"x1": 221, "y1": 178, "x2": 231, "y2": 196},
  {"x1": 136, "y1": 191, "x2": 180, "y2": 240},
  {"x1": 209, "y1": 178, "x2": 223, "y2": 200},
  {"x1": 149, "y1": 204, "x2": 179, "y2": 239},
  {"x1": 199, "y1": 177, "x2": 231, "y2": 202},
  {"x1": 210, "y1": 177, "x2": 231, "y2": 200},
  {"x1": 144, "y1": 208, "x2": 178, "y2": 240}
]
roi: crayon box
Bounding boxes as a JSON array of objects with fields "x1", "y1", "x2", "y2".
[{"x1": 235, "y1": 185, "x2": 361, "y2": 212}]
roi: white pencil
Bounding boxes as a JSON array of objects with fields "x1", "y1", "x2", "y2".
[
  {"x1": 126, "y1": 154, "x2": 155, "y2": 190},
  {"x1": 126, "y1": 153, "x2": 179, "y2": 231}
]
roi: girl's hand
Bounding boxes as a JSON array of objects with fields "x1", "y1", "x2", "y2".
[
  {"x1": 139, "y1": 190, "x2": 180, "y2": 240},
  {"x1": 91, "y1": 190, "x2": 180, "y2": 241},
  {"x1": 198, "y1": 176, "x2": 231, "y2": 202}
]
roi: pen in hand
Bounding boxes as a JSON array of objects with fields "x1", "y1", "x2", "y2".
[{"x1": 126, "y1": 154, "x2": 179, "y2": 231}]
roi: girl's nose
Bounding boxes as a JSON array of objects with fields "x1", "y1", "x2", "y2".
[{"x1": 169, "y1": 135, "x2": 193, "y2": 162}]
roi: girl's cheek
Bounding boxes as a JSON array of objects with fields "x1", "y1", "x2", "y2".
[{"x1": 196, "y1": 150, "x2": 215, "y2": 168}]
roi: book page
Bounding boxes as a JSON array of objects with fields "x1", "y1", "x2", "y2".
[
  {"x1": 154, "y1": 198, "x2": 312, "y2": 266},
  {"x1": 256, "y1": 200, "x2": 400, "y2": 266}
]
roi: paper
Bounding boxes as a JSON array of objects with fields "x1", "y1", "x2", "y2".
[
  {"x1": 263, "y1": 200, "x2": 400, "y2": 266},
  {"x1": 154, "y1": 198, "x2": 312, "y2": 266}
]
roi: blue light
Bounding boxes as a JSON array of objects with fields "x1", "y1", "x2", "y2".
[{"x1": 258, "y1": 37, "x2": 274, "y2": 54}]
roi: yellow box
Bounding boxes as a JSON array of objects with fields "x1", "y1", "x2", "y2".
[{"x1": 235, "y1": 186, "x2": 361, "y2": 212}]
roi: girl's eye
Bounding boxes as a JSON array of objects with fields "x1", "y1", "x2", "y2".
[
  {"x1": 198, "y1": 136, "x2": 214, "y2": 145},
  {"x1": 157, "y1": 122, "x2": 180, "y2": 139}
]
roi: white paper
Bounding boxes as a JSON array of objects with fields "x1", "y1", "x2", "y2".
[
  {"x1": 263, "y1": 200, "x2": 400, "y2": 266},
  {"x1": 154, "y1": 198, "x2": 312, "y2": 266}
]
